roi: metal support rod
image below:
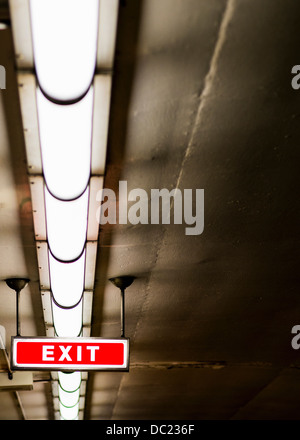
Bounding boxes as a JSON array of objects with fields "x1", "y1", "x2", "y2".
[
  {"x1": 5, "y1": 278, "x2": 29, "y2": 338},
  {"x1": 120, "y1": 288, "x2": 125, "y2": 338},
  {"x1": 16, "y1": 289, "x2": 21, "y2": 337}
]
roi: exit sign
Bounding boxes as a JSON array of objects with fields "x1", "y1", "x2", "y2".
[{"x1": 11, "y1": 337, "x2": 129, "y2": 371}]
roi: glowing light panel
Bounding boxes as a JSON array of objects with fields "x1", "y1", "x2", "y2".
[
  {"x1": 37, "y1": 86, "x2": 93, "y2": 200},
  {"x1": 30, "y1": 0, "x2": 99, "y2": 103}
]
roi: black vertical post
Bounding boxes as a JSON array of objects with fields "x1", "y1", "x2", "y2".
[
  {"x1": 120, "y1": 288, "x2": 125, "y2": 338},
  {"x1": 16, "y1": 289, "x2": 21, "y2": 337},
  {"x1": 5, "y1": 278, "x2": 29, "y2": 338},
  {"x1": 109, "y1": 276, "x2": 135, "y2": 339}
]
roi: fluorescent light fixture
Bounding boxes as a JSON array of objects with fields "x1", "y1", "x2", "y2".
[
  {"x1": 52, "y1": 371, "x2": 88, "y2": 382},
  {"x1": 10, "y1": 0, "x2": 118, "y2": 423},
  {"x1": 43, "y1": 290, "x2": 93, "y2": 336},
  {"x1": 59, "y1": 402, "x2": 79, "y2": 420},
  {"x1": 45, "y1": 186, "x2": 89, "y2": 261},
  {"x1": 58, "y1": 371, "x2": 81, "y2": 392},
  {"x1": 59, "y1": 386, "x2": 80, "y2": 408},
  {"x1": 36, "y1": 86, "x2": 93, "y2": 201},
  {"x1": 52, "y1": 299, "x2": 83, "y2": 337},
  {"x1": 30, "y1": 0, "x2": 99, "y2": 103},
  {"x1": 49, "y1": 250, "x2": 85, "y2": 308}
]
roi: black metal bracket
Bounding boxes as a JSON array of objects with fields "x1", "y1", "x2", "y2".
[
  {"x1": 109, "y1": 276, "x2": 135, "y2": 338},
  {"x1": 5, "y1": 278, "x2": 29, "y2": 380},
  {"x1": 5, "y1": 278, "x2": 29, "y2": 337}
]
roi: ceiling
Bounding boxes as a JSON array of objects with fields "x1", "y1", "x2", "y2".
[{"x1": 0, "y1": 0, "x2": 300, "y2": 420}]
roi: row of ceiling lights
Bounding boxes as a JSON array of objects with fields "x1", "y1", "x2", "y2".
[
  {"x1": 9, "y1": 0, "x2": 119, "y2": 419},
  {"x1": 30, "y1": 0, "x2": 99, "y2": 420}
]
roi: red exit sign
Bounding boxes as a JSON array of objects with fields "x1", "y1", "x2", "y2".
[{"x1": 11, "y1": 337, "x2": 129, "y2": 371}]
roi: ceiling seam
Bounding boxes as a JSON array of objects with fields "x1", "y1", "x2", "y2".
[
  {"x1": 130, "y1": 361, "x2": 275, "y2": 370},
  {"x1": 172, "y1": 0, "x2": 236, "y2": 199}
]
